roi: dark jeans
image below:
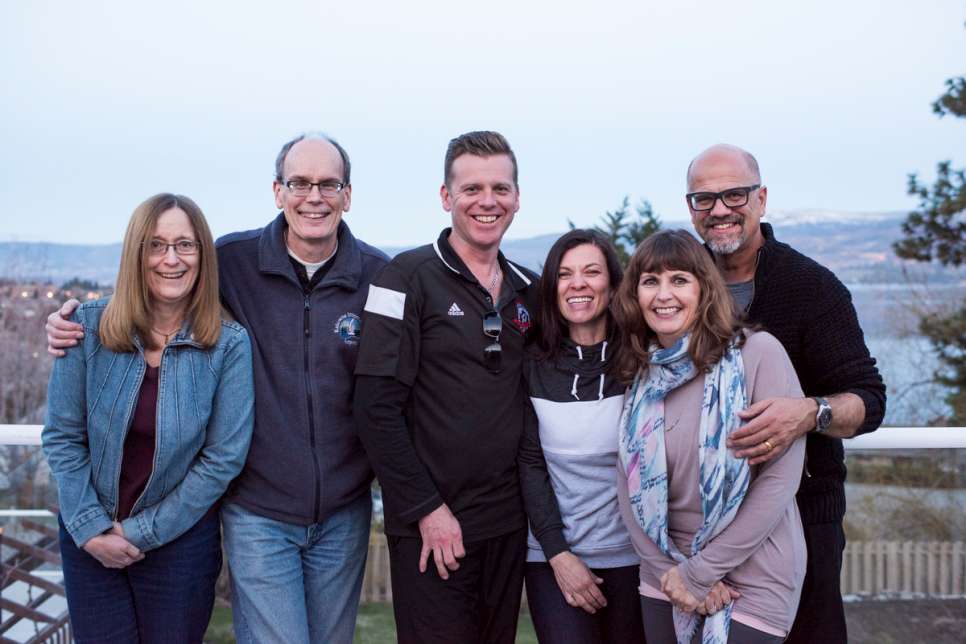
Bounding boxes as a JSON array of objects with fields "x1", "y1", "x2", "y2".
[
  {"x1": 59, "y1": 509, "x2": 221, "y2": 644},
  {"x1": 785, "y1": 521, "x2": 847, "y2": 644},
  {"x1": 525, "y1": 562, "x2": 645, "y2": 644},
  {"x1": 640, "y1": 597, "x2": 783, "y2": 644},
  {"x1": 387, "y1": 527, "x2": 527, "y2": 644}
]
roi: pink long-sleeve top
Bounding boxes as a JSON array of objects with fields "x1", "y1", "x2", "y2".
[{"x1": 617, "y1": 330, "x2": 807, "y2": 636}]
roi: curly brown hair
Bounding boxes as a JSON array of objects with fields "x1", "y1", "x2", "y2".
[{"x1": 613, "y1": 229, "x2": 743, "y2": 382}]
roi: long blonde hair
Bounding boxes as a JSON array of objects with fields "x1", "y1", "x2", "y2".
[{"x1": 100, "y1": 193, "x2": 221, "y2": 351}]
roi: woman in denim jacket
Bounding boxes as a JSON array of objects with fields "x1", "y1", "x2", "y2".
[{"x1": 43, "y1": 193, "x2": 254, "y2": 643}]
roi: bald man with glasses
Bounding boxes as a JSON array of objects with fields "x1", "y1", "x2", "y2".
[{"x1": 684, "y1": 143, "x2": 886, "y2": 644}]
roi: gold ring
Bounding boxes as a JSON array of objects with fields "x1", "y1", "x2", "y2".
[{"x1": 762, "y1": 439, "x2": 774, "y2": 451}]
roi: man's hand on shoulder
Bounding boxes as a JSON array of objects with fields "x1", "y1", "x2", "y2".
[
  {"x1": 46, "y1": 298, "x2": 83, "y2": 357},
  {"x1": 728, "y1": 397, "x2": 815, "y2": 465},
  {"x1": 418, "y1": 503, "x2": 465, "y2": 581}
]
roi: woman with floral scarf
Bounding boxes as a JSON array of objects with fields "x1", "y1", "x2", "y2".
[{"x1": 614, "y1": 230, "x2": 806, "y2": 644}]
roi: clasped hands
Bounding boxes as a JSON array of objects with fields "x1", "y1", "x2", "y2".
[
  {"x1": 660, "y1": 565, "x2": 739, "y2": 616},
  {"x1": 82, "y1": 522, "x2": 144, "y2": 569}
]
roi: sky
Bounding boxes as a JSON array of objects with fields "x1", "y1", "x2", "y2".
[{"x1": 2, "y1": 0, "x2": 964, "y2": 245}]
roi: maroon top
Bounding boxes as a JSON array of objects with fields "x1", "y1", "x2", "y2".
[{"x1": 117, "y1": 365, "x2": 158, "y2": 520}]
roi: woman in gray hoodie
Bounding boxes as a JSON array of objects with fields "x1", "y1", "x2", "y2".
[{"x1": 518, "y1": 229, "x2": 644, "y2": 643}]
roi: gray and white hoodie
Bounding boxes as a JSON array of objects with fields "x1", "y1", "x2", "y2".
[{"x1": 518, "y1": 339, "x2": 638, "y2": 568}]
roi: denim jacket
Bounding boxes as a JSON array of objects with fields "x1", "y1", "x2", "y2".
[{"x1": 43, "y1": 299, "x2": 254, "y2": 551}]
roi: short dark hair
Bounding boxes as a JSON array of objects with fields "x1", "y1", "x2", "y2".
[
  {"x1": 535, "y1": 229, "x2": 623, "y2": 363},
  {"x1": 613, "y1": 229, "x2": 743, "y2": 382},
  {"x1": 275, "y1": 132, "x2": 351, "y2": 184},
  {"x1": 443, "y1": 131, "x2": 518, "y2": 188}
]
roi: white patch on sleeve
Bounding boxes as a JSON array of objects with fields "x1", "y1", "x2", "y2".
[{"x1": 364, "y1": 285, "x2": 406, "y2": 320}]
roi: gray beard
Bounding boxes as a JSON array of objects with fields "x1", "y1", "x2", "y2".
[{"x1": 706, "y1": 235, "x2": 743, "y2": 255}]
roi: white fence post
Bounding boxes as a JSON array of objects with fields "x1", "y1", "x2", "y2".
[{"x1": 842, "y1": 541, "x2": 966, "y2": 596}]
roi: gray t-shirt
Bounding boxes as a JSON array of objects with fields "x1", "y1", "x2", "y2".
[{"x1": 728, "y1": 279, "x2": 755, "y2": 313}]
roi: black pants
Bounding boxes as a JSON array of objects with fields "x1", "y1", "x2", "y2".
[
  {"x1": 641, "y1": 597, "x2": 783, "y2": 644},
  {"x1": 387, "y1": 528, "x2": 526, "y2": 644},
  {"x1": 525, "y1": 562, "x2": 645, "y2": 644},
  {"x1": 785, "y1": 521, "x2": 847, "y2": 644}
]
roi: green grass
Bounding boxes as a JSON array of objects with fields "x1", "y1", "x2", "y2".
[
  {"x1": 204, "y1": 603, "x2": 538, "y2": 643},
  {"x1": 204, "y1": 606, "x2": 234, "y2": 643}
]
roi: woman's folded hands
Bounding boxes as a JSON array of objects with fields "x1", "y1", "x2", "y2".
[{"x1": 661, "y1": 565, "x2": 740, "y2": 615}]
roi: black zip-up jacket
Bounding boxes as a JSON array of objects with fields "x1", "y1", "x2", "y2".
[
  {"x1": 216, "y1": 215, "x2": 389, "y2": 525},
  {"x1": 354, "y1": 230, "x2": 539, "y2": 540},
  {"x1": 742, "y1": 223, "x2": 886, "y2": 525}
]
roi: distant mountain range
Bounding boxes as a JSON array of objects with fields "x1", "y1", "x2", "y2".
[{"x1": 0, "y1": 210, "x2": 960, "y2": 286}]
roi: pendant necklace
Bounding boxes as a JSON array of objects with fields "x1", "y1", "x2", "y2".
[{"x1": 152, "y1": 324, "x2": 181, "y2": 345}]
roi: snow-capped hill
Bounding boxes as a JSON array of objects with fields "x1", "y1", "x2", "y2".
[{"x1": 767, "y1": 209, "x2": 907, "y2": 226}]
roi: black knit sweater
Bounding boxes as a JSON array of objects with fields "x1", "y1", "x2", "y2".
[{"x1": 743, "y1": 223, "x2": 886, "y2": 525}]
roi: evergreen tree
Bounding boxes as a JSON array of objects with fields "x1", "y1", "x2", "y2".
[
  {"x1": 893, "y1": 74, "x2": 966, "y2": 423},
  {"x1": 624, "y1": 199, "x2": 662, "y2": 251},
  {"x1": 587, "y1": 196, "x2": 662, "y2": 266}
]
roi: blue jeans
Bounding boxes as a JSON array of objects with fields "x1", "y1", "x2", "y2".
[
  {"x1": 58, "y1": 509, "x2": 221, "y2": 644},
  {"x1": 222, "y1": 493, "x2": 372, "y2": 644}
]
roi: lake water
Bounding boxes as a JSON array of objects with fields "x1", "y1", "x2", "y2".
[{"x1": 846, "y1": 284, "x2": 962, "y2": 425}]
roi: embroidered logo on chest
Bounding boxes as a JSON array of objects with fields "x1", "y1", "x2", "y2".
[
  {"x1": 448, "y1": 302, "x2": 464, "y2": 317},
  {"x1": 333, "y1": 313, "x2": 362, "y2": 345},
  {"x1": 511, "y1": 300, "x2": 531, "y2": 334}
]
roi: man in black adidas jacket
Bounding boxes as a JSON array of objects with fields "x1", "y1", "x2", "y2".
[
  {"x1": 684, "y1": 144, "x2": 886, "y2": 643},
  {"x1": 354, "y1": 131, "x2": 539, "y2": 644}
]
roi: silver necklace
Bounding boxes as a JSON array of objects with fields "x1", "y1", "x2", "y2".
[{"x1": 487, "y1": 266, "x2": 502, "y2": 293}]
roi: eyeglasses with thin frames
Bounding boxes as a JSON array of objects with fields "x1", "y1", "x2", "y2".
[
  {"x1": 143, "y1": 240, "x2": 200, "y2": 256},
  {"x1": 284, "y1": 179, "x2": 346, "y2": 198},
  {"x1": 483, "y1": 310, "x2": 502, "y2": 373}
]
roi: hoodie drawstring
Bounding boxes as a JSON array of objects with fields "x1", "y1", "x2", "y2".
[{"x1": 572, "y1": 341, "x2": 609, "y2": 401}]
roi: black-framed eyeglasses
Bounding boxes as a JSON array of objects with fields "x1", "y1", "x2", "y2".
[
  {"x1": 483, "y1": 310, "x2": 502, "y2": 373},
  {"x1": 284, "y1": 179, "x2": 346, "y2": 198},
  {"x1": 143, "y1": 240, "x2": 200, "y2": 256},
  {"x1": 686, "y1": 184, "x2": 761, "y2": 212}
]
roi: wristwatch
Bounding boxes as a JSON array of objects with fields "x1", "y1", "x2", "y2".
[{"x1": 812, "y1": 396, "x2": 832, "y2": 434}]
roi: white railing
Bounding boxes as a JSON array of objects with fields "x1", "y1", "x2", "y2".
[
  {"x1": 0, "y1": 424, "x2": 48, "y2": 445},
  {"x1": 4, "y1": 423, "x2": 966, "y2": 604},
  {"x1": 844, "y1": 426, "x2": 966, "y2": 449},
  {"x1": 5, "y1": 424, "x2": 966, "y2": 448}
]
